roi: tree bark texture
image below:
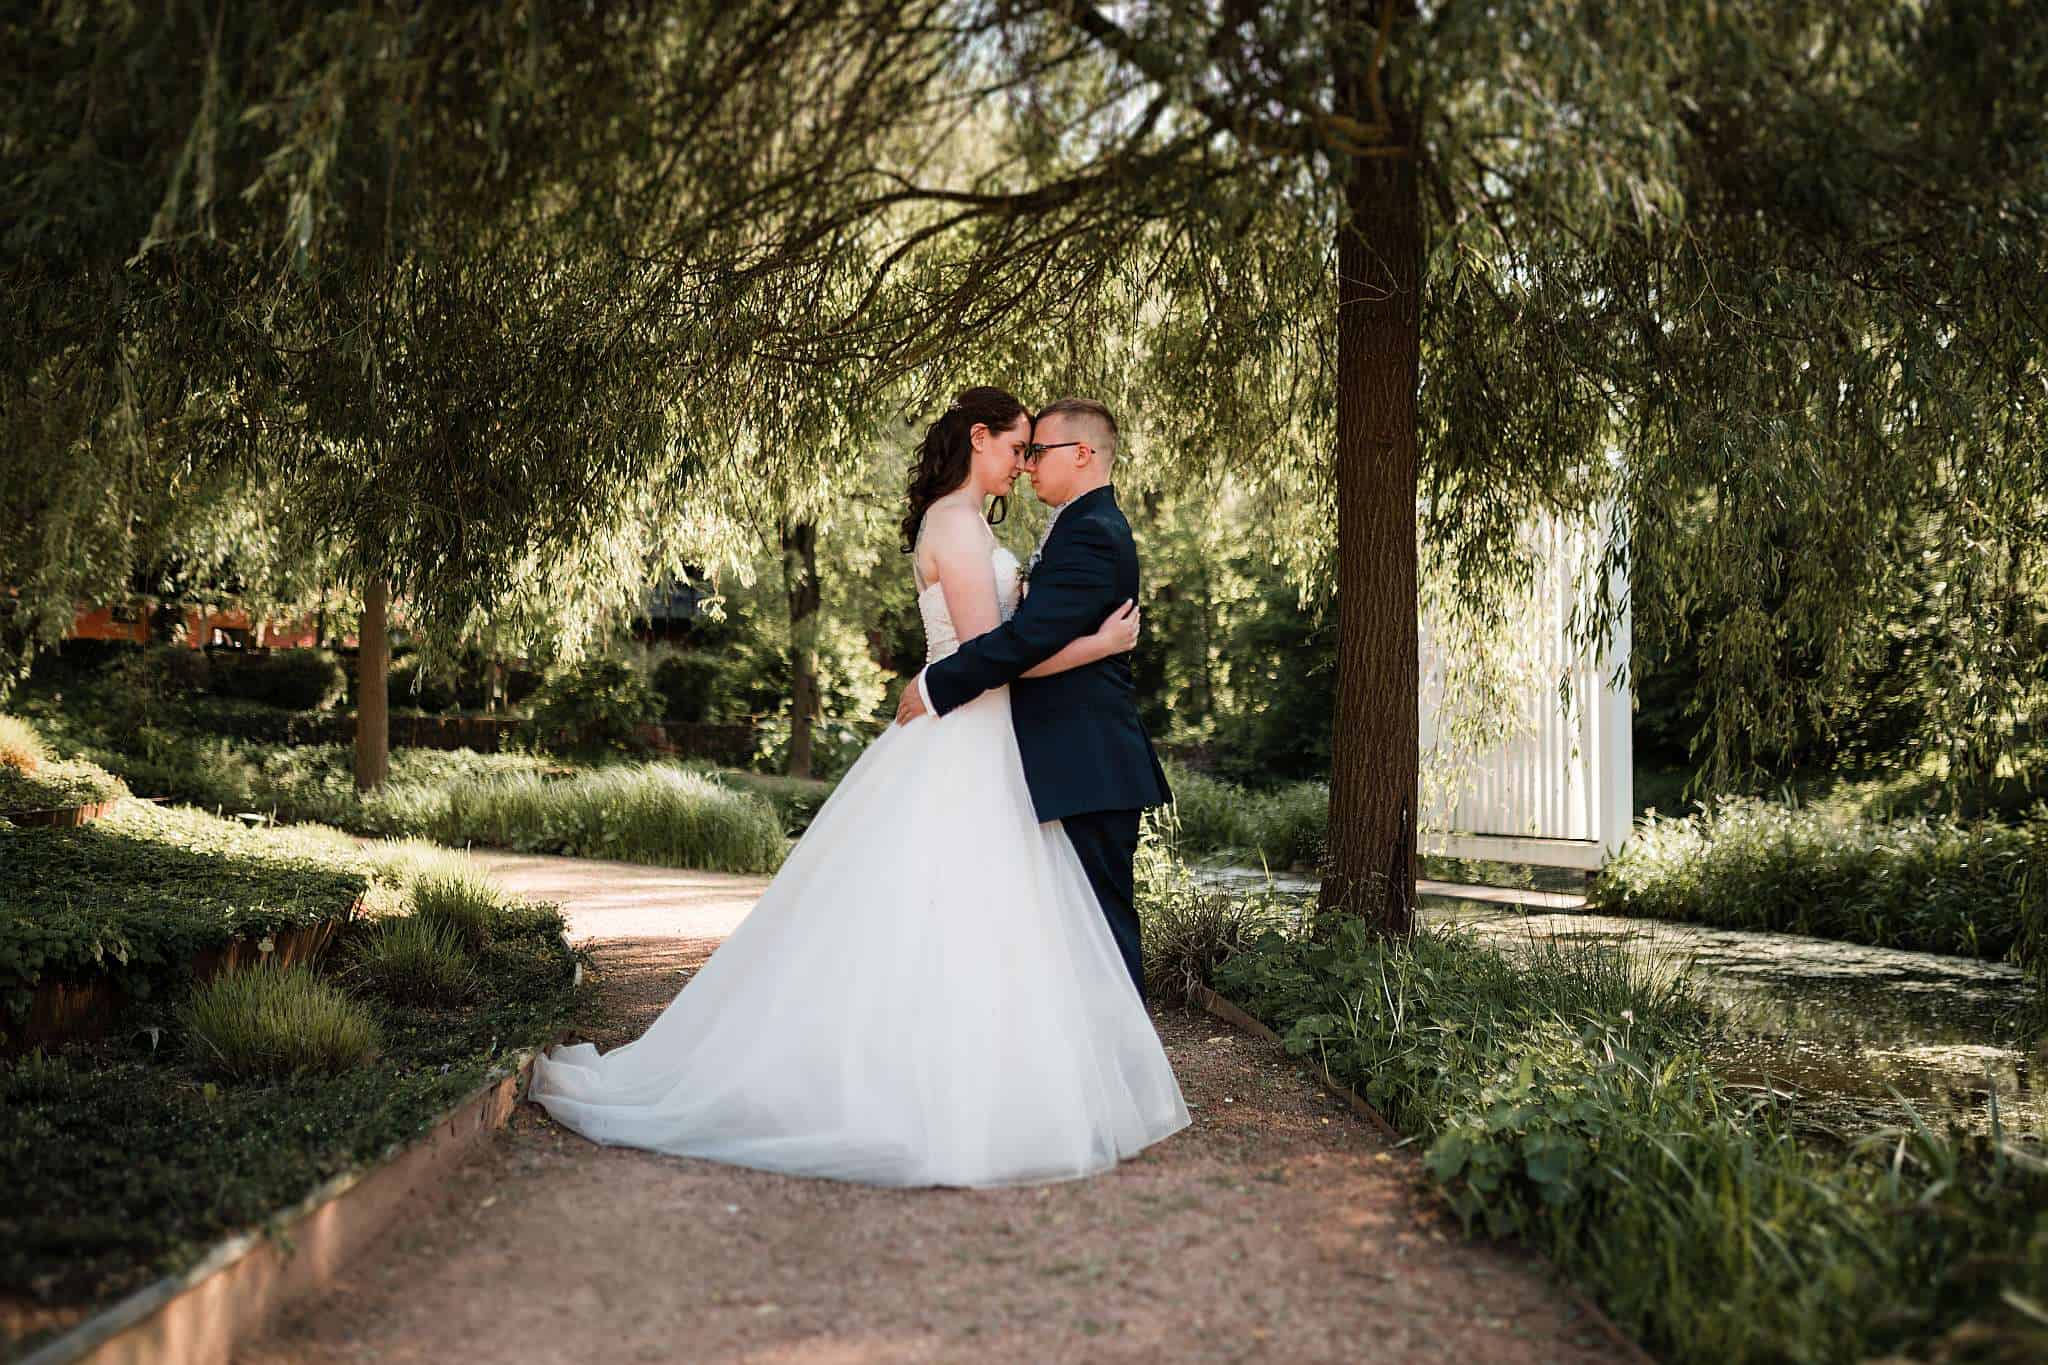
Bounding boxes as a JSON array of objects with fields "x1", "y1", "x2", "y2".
[
  {"x1": 781, "y1": 518, "x2": 822, "y2": 780},
  {"x1": 1321, "y1": 27, "x2": 1422, "y2": 934},
  {"x1": 354, "y1": 578, "x2": 391, "y2": 793}
]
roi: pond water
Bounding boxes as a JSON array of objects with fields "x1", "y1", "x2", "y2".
[{"x1": 1193, "y1": 866, "x2": 2042, "y2": 1137}]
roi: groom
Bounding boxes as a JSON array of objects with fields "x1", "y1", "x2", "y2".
[{"x1": 894, "y1": 397, "x2": 1172, "y2": 1001}]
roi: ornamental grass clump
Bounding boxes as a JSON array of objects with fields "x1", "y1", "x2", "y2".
[
  {"x1": 435, "y1": 763, "x2": 787, "y2": 874},
  {"x1": 1137, "y1": 807, "x2": 1300, "y2": 1004},
  {"x1": 178, "y1": 963, "x2": 381, "y2": 1079},
  {"x1": 343, "y1": 915, "x2": 477, "y2": 1004},
  {"x1": 409, "y1": 868, "x2": 514, "y2": 951},
  {"x1": 0, "y1": 714, "x2": 50, "y2": 771}
]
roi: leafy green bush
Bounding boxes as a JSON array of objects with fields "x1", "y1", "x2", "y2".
[
  {"x1": 212, "y1": 648, "x2": 348, "y2": 711},
  {"x1": 651, "y1": 652, "x2": 722, "y2": 724},
  {"x1": 342, "y1": 915, "x2": 477, "y2": 1004},
  {"x1": 0, "y1": 755, "x2": 128, "y2": 814},
  {"x1": 1215, "y1": 918, "x2": 2048, "y2": 1364},
  {"x1": 177, "y1": 963, "x2": 382, "y2": 1080},
  {"x1": 1592, "y1": 795, "x2": 2048, "y2": 964},
  {"x1": 387, "y1": 653, "x2": 460, "y2": 713},
  {"x1": 1161, "y1": 762, "x2": 1327, "y2": 869},
  {"x1": 521, "y1": 658, "x2": 659, "y2": 756},
  {"x1": 100, "y1": 645, "x2": 212, "y2": 728},
  {"x1": 694, "y1": 766, "x2": 836, "y2": 835},
  {"x1": 749, "y1": 714, "x2": 875, "y2": 782}
]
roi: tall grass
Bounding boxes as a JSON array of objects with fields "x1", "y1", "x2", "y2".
[
  {"x1": 0, "y1": 713, "x2": 50, "y2": 770},
  {"x1": 178, "y1": 963, "x2": 382, "y2": 1079},
  {"x1": 1135, "y1": 808, "x2": 1300, "y2": 1003},
  {"x1": 436, "y1": 764, "x2": 786, "y2": 873},
  {"x1": 342, "y1": 915, "x2": 477, "y2": 1004},
  {"x1": 409, "y1": 868, "x2": 516, "y2": 949},
  {"x1": 1593, "y1": 795, "x2": 2048, "y2": 963},
  {"x1": 1215, "y1": 916, "x2": 2048, "y2": 1363},
  {"x1": 1163, "y1": 763, "x2": 1327, "y2": 869}
]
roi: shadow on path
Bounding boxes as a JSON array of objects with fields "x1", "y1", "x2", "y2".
[{"x1": 242, "y1": 852, "x2": 1631, "y2": 1364}]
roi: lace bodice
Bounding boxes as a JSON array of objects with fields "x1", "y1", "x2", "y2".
[{"x1": 914, "y1": 516, "x2": 1021, "y2": 665}]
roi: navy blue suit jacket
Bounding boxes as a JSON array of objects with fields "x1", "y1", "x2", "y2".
[{"x1": 923, "y1": 485, "x2": 1172, "y2": 823}]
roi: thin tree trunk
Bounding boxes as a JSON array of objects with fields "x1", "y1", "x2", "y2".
[
  {"x1": 355, "y1": 578, "x2": 391, "y2": 792},
  {"x1": 1321, "y1": 21, "x2": 1421, "y2": 934},
  {"x1": 781, "y1": 518, "x2": 822, "y2": 780}
]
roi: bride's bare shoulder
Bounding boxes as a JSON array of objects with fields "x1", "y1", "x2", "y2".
[{"x1": 920, "y1": 503, "x2": 989, "y2": 553}]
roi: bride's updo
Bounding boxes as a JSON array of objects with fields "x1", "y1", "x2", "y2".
[{"x1": 901, "y1": 386, "x2": 1028, "y2": 553}]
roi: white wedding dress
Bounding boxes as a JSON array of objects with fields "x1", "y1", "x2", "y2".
[{"x1": 525, "y1": 522, "x2": 1190, "y2": 1187}]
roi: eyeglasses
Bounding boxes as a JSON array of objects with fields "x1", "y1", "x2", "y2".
[{"x1": 1022, "y1": 441, "x2": 1083, "y2": 466}]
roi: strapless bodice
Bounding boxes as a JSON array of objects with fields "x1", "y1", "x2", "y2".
[{"x1": 919, "y1": 546, "x2": 1022, "y2": 665}]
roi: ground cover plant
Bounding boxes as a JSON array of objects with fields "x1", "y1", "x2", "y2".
[
  {"x1": 1592, "y1": 795, "x2": 2048, "y2": 971},
  {"x1": 0, "y1": 817, "x2": 585, "y2": 1337},
  {"x1": 1213, "y1": 917, "x2": 2048, "y2": 1364},
  {"x1": 0, "y1": 713, "x2": 127, "y2": 817},
  {"x1": 0, "y1": 756, "x2": 127, "y2": 816},
  {"x1": 0, "y1": 801, "x2": 369, "y2": 1036}
]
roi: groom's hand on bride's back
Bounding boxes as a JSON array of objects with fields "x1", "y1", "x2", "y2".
[{"x1": 894, "y1": 676, "x2": 929, "y2": 726}]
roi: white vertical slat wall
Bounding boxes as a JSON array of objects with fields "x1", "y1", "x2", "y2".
[{"x1": 1416, "y1": 510, "x2": 1632, "y2": 872}]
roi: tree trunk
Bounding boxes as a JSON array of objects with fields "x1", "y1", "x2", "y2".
[
  {"x1": 1321, "y1": 33, "x2": 1422, "y2": 934},
  {"x1": 781, "y1": 518, "x2": 822, "y2": 780},
  {"x1": 354, "y1": 579, "x2": 391, "y2": 792}
]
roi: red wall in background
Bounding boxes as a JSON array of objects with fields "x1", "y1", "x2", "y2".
[{"x1": 68, "y1": 604, "x2": 326, "y2": 649}]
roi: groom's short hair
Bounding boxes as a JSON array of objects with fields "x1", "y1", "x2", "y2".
[{"x1": 1036, "y1": 397, "x2": 1118, "y2": 470}]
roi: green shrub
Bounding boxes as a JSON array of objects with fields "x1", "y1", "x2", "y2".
[
  {"x1": 0, "y1": 713, "x2": 50, "y2": 770},
  {"x1": 212, "y1": 648, "x2": 348, "y2": 711},
  {"x1": 178, "y1": 963, "x2": 382, "y2": 1080},
  {"x1": 409, "y1": 869, "x2": 513, "y2": 950},
  {"x1": 651, "y1": 652, "x2": 722, "y2": 724},
  {"x1": 100, "y1": 645, "x2": 211, "y2": 727},
  {"x1": 1160, "y1": 762, "x2": 1328, "y2": 869},
  {"x1": 108, "y1": 728, "x2": 261, "y2": 811},
  {"x1": 343, "y1": 915, "x2": 477, "y2": 1004},
  {"x1": 1160, "y1": 763, "x2": 1246, "y2": 854},
  {"x1": 749, "y1": 714, "x2": 875, "y2": 782},
  {"x1": 1592, "y1": 795, "x2": 2048, "y2": 965},
  {"x1": 696, "y1": 767, "x2": 836, "y2": 834},
  {"x1": 521, "y1": 658, "x2": 658, "y2": 756},
  {"x1": 387, "y1": 654, "x2": 460, "y2": 713},
  {"x1": 1246, "y1": 779, "x2": 1328, "y2": 869}
]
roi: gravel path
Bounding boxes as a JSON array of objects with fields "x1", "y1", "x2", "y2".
[{"x1": 241, "y1": 852, "x2": 1635, "y2": 1364}]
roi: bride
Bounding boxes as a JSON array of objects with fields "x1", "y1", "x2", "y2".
[{"x1": 526, "y1": 387, "x2": 1191, "y2": 1188}]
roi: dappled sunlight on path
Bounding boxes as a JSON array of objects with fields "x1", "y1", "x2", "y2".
[{"x1": 241, "y1": 852, "x2": 1633, "y2": 1364}]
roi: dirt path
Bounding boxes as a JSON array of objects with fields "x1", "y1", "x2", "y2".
[{"x1": 241, "y1": 853, "x2": 1634, "y2": 1364}]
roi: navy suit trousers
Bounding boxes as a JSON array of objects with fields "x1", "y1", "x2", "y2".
[{"x1": 1061, "y1": 808, "x2": 1145, "y2": 1003}]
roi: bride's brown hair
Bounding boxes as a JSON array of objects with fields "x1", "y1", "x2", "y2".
[{"x1": 900, "y1": 386, "x2": 1028, "y2": 554}]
